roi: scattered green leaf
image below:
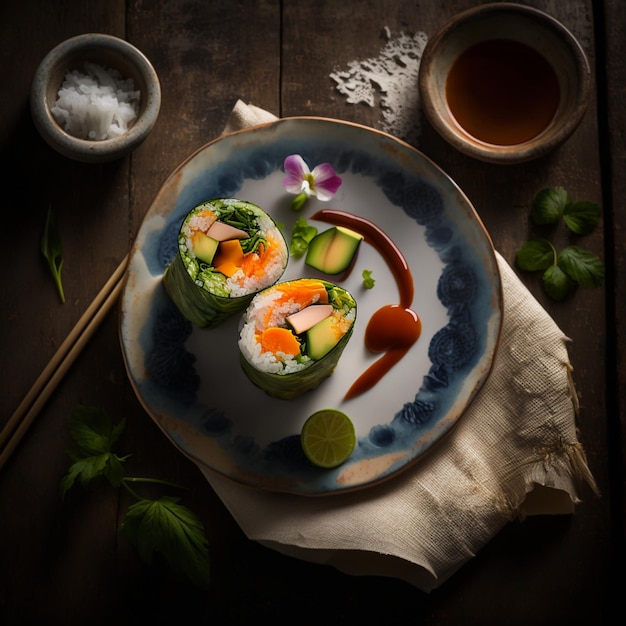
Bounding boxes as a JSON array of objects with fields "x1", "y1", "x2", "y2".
[
  {"x1": 515, "y1": 239, "x2": 555, "y2": 272},
  {"x1": 61, "y1": 405, "x2": 210, "y2": 589},
  {"x1": 41, "y1": 206, "x2": 65, "y2": 303},
  {"x1": 121, "y1": 496, "x2": 210, "y2": 590},
  {"x1": 531, "y1": 186, "x2": 570, "y2": 225},
  {"x1": 516, "y1": 187, "x2": 604, "y2": 301},
  {"x1": 542, "y1": 264, "x2": 576, "y2": 301},
  {"x1": 558, "y1": 245, "x2": 605, "y2": 288},
  {"x1": 290, "y1": 216, "x2": 318, "y2": 258},
  {"x1": 60, "y1": 405, "x2": 128, "y2": 496},
  {"x1": 362, "y1": 269, "x2": 375, "y2": 289},
  {"x1": 562, "y1": 201, "x2": 601, "y2": 235},
  {"x1": 68, "y1": 405, "x2": 126, "y2": 455},
  {"x1": 531, "y1": 186, "x2": 602, "y2": 235}
]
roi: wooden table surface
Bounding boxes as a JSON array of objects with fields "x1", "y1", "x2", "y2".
[{"x1": 1, "y1": 1, "x2": 623, "y2": 623}]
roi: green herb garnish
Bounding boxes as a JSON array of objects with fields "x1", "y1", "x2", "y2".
[
  {"x1": 516, "y1": 187, "x2": 604, "y2": 301},
  {"x1": 531, "y1": 186, "x2": 601, "y2": 235},
  {"x1": 41, "y1": 206, "x2": 65, "y2": 303},
  {"x1": 290, "y1": 216, "x2": 318, "y2": 258},
  {"x1": 362, "y1": 269, "x2": 375, "y2": 289},
  {"x1": 61, "y1": 405, "x2": 210, "y2": 589}
]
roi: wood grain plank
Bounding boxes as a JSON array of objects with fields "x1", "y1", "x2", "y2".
[{"x1": 598, "y1": 0, "x2": 626, "y2": 550}]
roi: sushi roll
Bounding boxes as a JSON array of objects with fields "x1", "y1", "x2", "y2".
[
  {"x1": 163, "y1": 198, "x2": 288, "y2": 328},
  {"x1": 238, "y1": 278, "x2": 357, "y2": 399}
]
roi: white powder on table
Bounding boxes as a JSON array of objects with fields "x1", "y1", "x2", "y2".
[{"x1": 330, "y1": 28, "x2": 428, "y2": 146}]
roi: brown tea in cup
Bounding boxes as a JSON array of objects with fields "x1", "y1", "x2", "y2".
[{"x1": 445, "y1": 39, "x2": 560, "y2": 146}]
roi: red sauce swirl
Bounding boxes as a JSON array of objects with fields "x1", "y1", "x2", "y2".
[{"x1": 311, "y1": 209, "x2": 421, "y2": 399}]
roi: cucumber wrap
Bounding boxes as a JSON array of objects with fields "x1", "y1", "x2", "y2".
[
  {"x1": 163, "y1": 198, "x2": 288, "y2": 328},
  {"x1": 238, "y1": 279, "x2": 357, "y2": 399}
]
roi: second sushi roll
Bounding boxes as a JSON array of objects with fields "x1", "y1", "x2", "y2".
[{"x1": 238, "y1": 278, "x2": 357, "y2": 399}]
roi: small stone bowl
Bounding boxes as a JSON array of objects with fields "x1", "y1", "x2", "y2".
[
  {"x1": 30, "y1": 33, "x2": 161, "y2": 163},
  {"x1": 418, "y1": 3, "x2": 591, "y2": 164}
]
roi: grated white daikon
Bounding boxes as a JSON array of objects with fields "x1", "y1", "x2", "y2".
[{"x1": 51, "y1": 62, "x2": 140, "y2": 141}]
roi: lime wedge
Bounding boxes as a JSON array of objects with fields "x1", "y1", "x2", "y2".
[{"x1": 301, "y1": 409, "x2": 356, "y2": 469}]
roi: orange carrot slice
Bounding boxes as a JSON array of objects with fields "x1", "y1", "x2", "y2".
[
  {"x1": 260, "y1": 327, "x2": 301, "y2": 356},
  {"x1": 241, "y1": 239, "x2": 271, "y2": 278},
  {"x1": 214, "y1": 260, "x2": 240, "y2": 277},
  {"x1": 261, "y1": 279, "x2": 330, "y2": 329},
  {"x1": 277, "y1": 279, "x2": 329, "y2": 304}
]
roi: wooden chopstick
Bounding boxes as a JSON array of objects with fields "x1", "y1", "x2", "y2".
[{"x1": 0, "y1": 254, "x2": 129, "y2": 470}]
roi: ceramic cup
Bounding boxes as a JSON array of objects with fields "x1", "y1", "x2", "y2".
[
  {"x1": 418, "y1": 3, "x2": 591, "y2": 164},
  {"x1": 30, "y1": 33, "x2": 161, "y2": 163}
]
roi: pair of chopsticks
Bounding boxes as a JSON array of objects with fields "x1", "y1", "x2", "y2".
[{"x1": 0, "y1": 254, "x2": 129, "y2": 471}]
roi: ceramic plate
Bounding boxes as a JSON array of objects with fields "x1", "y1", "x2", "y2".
[{"x1": 120, "y1": 118, "x2": 502, "y2": 495}]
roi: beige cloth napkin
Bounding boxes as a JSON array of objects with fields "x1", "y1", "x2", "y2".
[{"x1": 202, "y1": 100, "x2": 598, "y2": 592}]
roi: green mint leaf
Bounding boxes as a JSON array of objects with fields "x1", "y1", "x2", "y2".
[
  {"x1": 362, "y1": 269, "x2": 375, "y2": 289},
  {"x1": 121, "y1": 496, "x2": 210, "y2": 590},
  {"x1": 531, "y1": 186, "x2": 570, "y2": 225},
  {"x1": 41, "y1": 206, "x2": 66, "y2": 303},
  {"x1": 562, "y1": 200, "x2": 601, "y2": 235},
  {"x1": 68, "y1": 405, "x2": 125, "y2": 455},
  {"x1": 542, "y1": 264, "x2": 576, "y2": 301},
  {"x1": 289, "y1": 216, "x2": 318, "y2": 258},
  {"x1": 558, "y1": 246, "x2": 605, "y2": 288},
  {"x1": 515, "y1": 239, "x2": 555, "y2": 271}
]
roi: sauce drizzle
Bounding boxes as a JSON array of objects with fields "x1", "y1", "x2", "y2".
[{"x1": 311, "y1": 209, "x2": 422, "y2": 399}]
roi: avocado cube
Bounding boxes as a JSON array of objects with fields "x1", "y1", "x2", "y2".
[
  {"x1": 192, "y1": 231, "x2": 219, "y2": 264},
  {"x1": 306, "y1": 315, "x2": 339, "y2": 360},
  {"x1": 305, "y1": 226, "x2": 363, "y2": 274}
]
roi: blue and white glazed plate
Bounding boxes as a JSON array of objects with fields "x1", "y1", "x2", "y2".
[{"x1": 120, "y1": 118, "x2": 502, "y2": 495}]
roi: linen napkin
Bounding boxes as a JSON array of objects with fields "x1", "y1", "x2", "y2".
[{"x1": 201, "y1": 100, "x2": 598, "y2": 592}]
